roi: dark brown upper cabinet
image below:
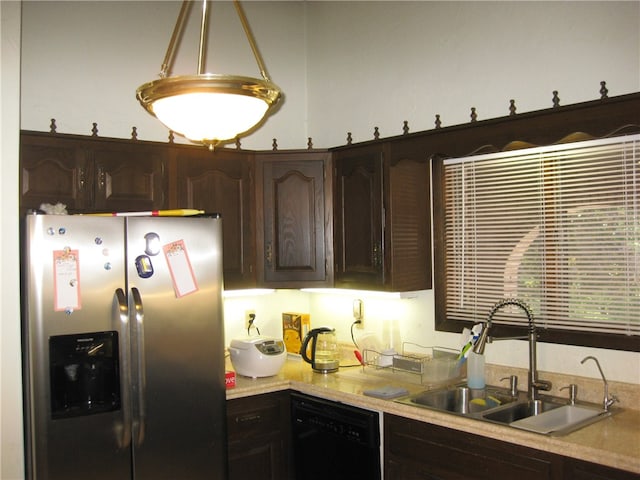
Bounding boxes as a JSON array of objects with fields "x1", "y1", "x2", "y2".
[
  {"x1": 20, "y1": 132, "x2": 166, "y2": 215},
  {"x1": 20, "y1": 132, "x2": 88, "y2": 213},
  {"x1": 332, "y1": 144, "x2": 384, "y2": 288},
  {"x1": 90, "y1": 141, "x2": 166, "y2": 213},
  {"x1": 257, "y1": 151, "x2": 332, "y2": 287},
  {"x1": 332, "y1": 139, "x2": 431, "y2": 292},
  {"x1": 172, "y1": 146, "x2": 256, "y2": 290}
]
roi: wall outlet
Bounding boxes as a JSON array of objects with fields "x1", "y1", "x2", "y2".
[
  {"x1": 353, "y1": 299, "x2": 364, "y2": 328},
  {"x1": 245, "y1": 309, "x2": 256, "y2": 331}
]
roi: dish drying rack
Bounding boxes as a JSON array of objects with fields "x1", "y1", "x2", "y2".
[{"x1": 361, "y1": 343, "x2": 465, "y2": 386}]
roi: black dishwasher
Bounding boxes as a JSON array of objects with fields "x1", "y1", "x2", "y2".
[{"x1": 291, "y1": 392, "x2": 381, "y2": 480}]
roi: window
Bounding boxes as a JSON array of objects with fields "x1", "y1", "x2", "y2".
[{"x1": 433, "y1": 134, "x2": 639, "y2": 351}]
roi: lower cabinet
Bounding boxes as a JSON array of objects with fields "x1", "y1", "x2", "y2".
[
  {"x1": 226, "y1": 391, "x2": 292, "y2": 480},
  {"x1": 385, "y1": 414, "x2": 639, "y2": 480},
  {"x1": 225, "y1": 396, "x2": 637, "y2": 480},
  {"x1": 385, "y1": 414, "x2": 561, "y2": 480},
  {"x1": 564, "y1": 458, "x2": 640, "y2": 480}
]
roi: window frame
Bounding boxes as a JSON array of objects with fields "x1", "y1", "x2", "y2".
[{"x1": 432, "y1": 136, "x2": 640, "y2": 352}]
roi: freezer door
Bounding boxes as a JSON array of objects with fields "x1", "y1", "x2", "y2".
[
  {"x1": 23, "y1": 214, "x2": 132, "y2": 480},
  {"x1": 126, "y1": 216, "x2": 227, "y2": 480}
]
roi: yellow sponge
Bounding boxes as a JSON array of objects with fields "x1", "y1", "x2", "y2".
[{"x1": 470, "y1": 396, "x2": 502, "y2": 408}]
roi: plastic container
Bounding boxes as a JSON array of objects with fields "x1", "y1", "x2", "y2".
[{"x1": 466, "y1": 351, "x2": 486, "y2": 389}]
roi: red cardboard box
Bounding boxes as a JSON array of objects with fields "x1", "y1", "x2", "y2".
[{"x1": 225, "y1": 370, "x2": 236, "y2": 389}]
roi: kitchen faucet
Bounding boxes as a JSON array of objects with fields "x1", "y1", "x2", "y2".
[
  {"x1": 581, "y1": 355, "x2": 618, "y2": 412},
  {"x1": 473, "y1": 298, "x2": 552, "y2": 401}
]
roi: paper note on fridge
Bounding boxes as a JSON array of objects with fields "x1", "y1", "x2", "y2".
[
  {"x1": 53, "y1": 249, "x2": 81, "y2": 311},
  {"x1": 163, "y1": 240, "x2": 199, "y2": 297}
]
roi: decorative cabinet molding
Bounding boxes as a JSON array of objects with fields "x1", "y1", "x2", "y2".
[
  {"x1": 257, "y1": 151, "x2": 332, "y2": 287},
  {"x1": 172, "y1": 146, "x2": 256, "y2": 290}
]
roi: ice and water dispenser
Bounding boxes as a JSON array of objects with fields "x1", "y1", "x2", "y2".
[{"x1": 49, "y1": 331, "x2": 121, "y2": 419}]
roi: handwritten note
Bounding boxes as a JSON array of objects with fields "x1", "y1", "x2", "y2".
[
  {"x1": 163, "y1": 240, "x2": 199, "y2": 297},
  {"x1": 53, "y1": 249, "x2": 81, "y2": 311}
]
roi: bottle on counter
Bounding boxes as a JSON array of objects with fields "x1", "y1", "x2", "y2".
[{"x1": 467, "y1": 351, "x2": 486, "y2": 389}]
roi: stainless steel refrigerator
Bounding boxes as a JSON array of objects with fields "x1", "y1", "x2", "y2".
[{"x1": 22, "y1": 213, "x2": 228, "y2": 480}]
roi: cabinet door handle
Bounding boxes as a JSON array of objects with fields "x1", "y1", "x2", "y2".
[
  {"x1": 113, "y1": 289, "x2": 131, "y2": 448},
  {"x1": 131, "y1": 287, "x2": 146, "y2": 447},
  {"x1": 265, "y1": 242, "x2": 273, "y2": 268},
  {"x1": 235, "y1": 413, "x2": 262, "y2": 425},
  {"x1": 372, "y1": 242, "x2": 382, "y2": 269},
  {"x1": 97, "y1": 166, "x2": 105, "y2": 191},
  {"x1": 77, "y1": 167, "x2": 85, "y2": 192}
]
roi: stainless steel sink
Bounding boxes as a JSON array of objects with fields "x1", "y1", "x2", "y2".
[
  {"x1": 396, "y1": 384, "x2": 519, "y2": 415},
  {"x1": 508, "y1": 404, "x2": 612, "y2": 436},
  {"x1": 481, "y1": 398, "x2": 564, "y2": 424},
  {"x1": 395, "y1": 383, "x2": 616, "y2": 436}
]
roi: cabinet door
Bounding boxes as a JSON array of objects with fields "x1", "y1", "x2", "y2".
[
  {"x1": 20, "y1": 133, "x2": 89, "y2": 213},
  {"x1": 386, "y1": 140, "x2": 432, "y2": 291},
  {"x1": 260, "y1": 152, "x2": 330, "y2": 285},
  {"x1": 384, "y1": 414, "x2": 562, "y2": 480},
  {"x1": 333, "y1": 144, "x2": 384, "y2": 288},
  {"x1": 175, "y1": 148, "x2": 255, "y2": 289},
  {"x1": 20, "y1": 132, "x2": 167, "y2": 215},
  {"x1": 90, "y1": 142, "x2": 166, "y2": 212},
  {"x1": 563, "y1": 458, "x2": 640, "y2": 480},
  {"x1": 227, "y1": 391, "x2": 291, "y2": 480}
]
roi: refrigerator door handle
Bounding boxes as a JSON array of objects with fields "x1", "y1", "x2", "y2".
[
  {"x1": 131, "y1": 287, "x2": 147, "y2": 446},
  {"x1": 114, "y1": 288, "x2": 132, "y2": 448}
]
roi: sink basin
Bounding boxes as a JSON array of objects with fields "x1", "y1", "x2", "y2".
[
  {"x1": 397, "y1": 384, "x2": 518, "y2": 415},
  {"x1": 509, "y1": 404, "x2": 610, "y2": 436},
  {"x1": 482, "y1": 399, "x2": 564, "y2": 424},
  {"x1": 395, "y1": 382, "x2": 616, "y2": 436}
]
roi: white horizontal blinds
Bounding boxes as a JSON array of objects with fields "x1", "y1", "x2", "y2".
[{"x1": 443, "y1": 134, "x2": 640, "y2": 336}]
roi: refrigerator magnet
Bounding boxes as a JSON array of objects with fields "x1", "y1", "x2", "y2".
[
  {"x1": 53, "y1": 249, "x2": 81, "y2": 312},
  {"x1": 135, "y1": 255, "x2": 154, "y2": 278},
  {"x1": 163, "y1": 240, "x2": 199, "y2": 297},
  {"x1": 144, "y1": 232, "x2": 161, "y2": 256}
]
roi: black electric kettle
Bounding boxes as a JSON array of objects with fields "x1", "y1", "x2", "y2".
[{"x1": 300, "y1": 327, "x2": 340, "y2": 373}]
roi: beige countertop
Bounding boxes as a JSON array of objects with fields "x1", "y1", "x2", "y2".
[{"x1": 225, "y1": 357, "x2": 640, "y2": 474}]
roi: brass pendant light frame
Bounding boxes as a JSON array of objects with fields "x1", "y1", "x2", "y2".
[{"x1": 136, "y1": 0, "x2": 281, "y2": 149}]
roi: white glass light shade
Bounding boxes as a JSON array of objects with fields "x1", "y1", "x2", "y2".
[{"x1": 137, "y1": 74, "x2": 281, "y2": 147}]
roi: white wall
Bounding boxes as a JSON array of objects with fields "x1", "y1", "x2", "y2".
[
  {"x1": 20, "y1": 1, "x2": 308, "y2": 150},
  {"x1": 305, "y1": 1, "x2": 639, "y2": 147},
  {"x1": 1, "y1": 2, "x2": 25, "y2": 479},
  {"x1": 223, "y1": 289, "x2": 640, "y2": 384},
  {"x1": 22, "y1": 2, "x2": 639, "y2": 150}
]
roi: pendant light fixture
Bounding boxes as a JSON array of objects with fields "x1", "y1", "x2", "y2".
[{"x1": 136, "y1": 0, "x2": 281, "y2": 150}]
